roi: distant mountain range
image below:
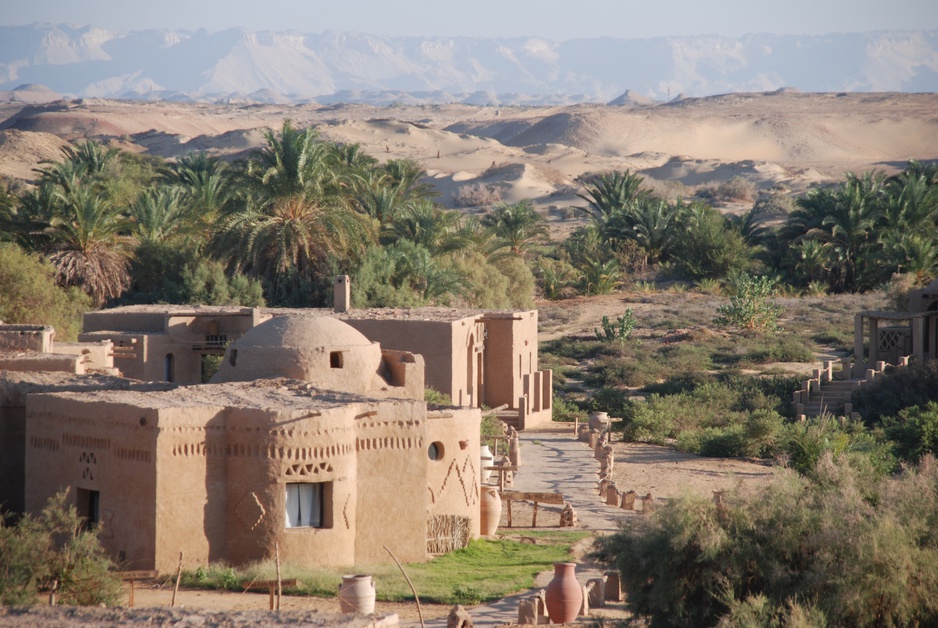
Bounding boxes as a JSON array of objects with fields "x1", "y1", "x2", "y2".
[{"x1": 1, "y1": 24, "x2": 936, "y2": 105}]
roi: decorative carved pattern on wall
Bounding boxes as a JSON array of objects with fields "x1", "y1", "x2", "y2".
[
  {"x1": 235, "y1": 492, "x2": 266, "y2": 531},
  {"x1": 169, "y1": 442, "x2": 354, "y2": 459},
  {"x1": 80, "y1": 450, "x2": 97, "y2": 481},
  {"x1": 355, "y1": 436, "x2": 421, "y2": 452},
  {"x1": 284, "y1": 462, "x2": 333, "y2": 478},
  {"x1": 114, "y1": 447, "x2": 151, "y2": 463},
  {"x1": 437, "y1": 454, "x2": 480, "y2": 508},
  {"x1": 342, "y1": 494, "x2": 350, "y2": 529},
  {"x1": 29, "y1": 435, "x2": 59, "y2": 451},
  {"x1": 63, "y1": 433, "x2": 110, "y2": 450}
]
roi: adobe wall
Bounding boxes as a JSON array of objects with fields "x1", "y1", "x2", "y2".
[
  {"x1": 425, "y1": 408, "x2": 482, "y2": 539},
  {"x1": 152, "y1": 404, "x2": 228, "y2": 571},
  {"x1": 345, "y1": 319, "x2": 462, "y2": 402},
  {"x1": 0, "y1": 325, "x2": 55, "y2": 353},
  {"x1": 0, "y1": 406, "x2": 25, "y2": 515},
  {"x1": 24, "y1": 394, "x2": 160, "y2": 570},
  {"x1": 483, "y1": 311, "x2": 539, "y2": 409},
  {"x1": 221, "y1": 404, "x2": 360, "y2": 568},
  {"x1": 351, "y1": 400, "x2": 429, "y2": 564}
]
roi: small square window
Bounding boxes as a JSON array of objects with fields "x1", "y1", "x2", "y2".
[
  {"x1": 285, "y1": 482, "x2": 331, "y2": 528},
  {"x1": 330, "y1": 352, "x2": 344, "y2": 368}
]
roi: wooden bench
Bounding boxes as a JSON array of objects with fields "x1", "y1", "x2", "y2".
[{"x1": 500, "y1": 490, "x2": 565, "y2": 528}]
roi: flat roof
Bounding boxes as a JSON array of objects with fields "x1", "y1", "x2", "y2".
[{"x1": 36, "y1": 378, "x2": 407, "y2": 412}]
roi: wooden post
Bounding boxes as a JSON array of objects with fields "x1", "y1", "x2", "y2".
[
  {"x1": 171, "y1": 552, "x2": 183, "y2": 607},
  {"x1": 506, "y1": 498, "x2": 513, "y2": 527},
  {"x1": 275, "y1": 542, "x2": 282, "y2": 611},
  {"x1": 384, "y1": 545, "x2": 425, "y2": 628},
  {"x1": 532, "y1": 501, "x2": 539, "y2": 527}
]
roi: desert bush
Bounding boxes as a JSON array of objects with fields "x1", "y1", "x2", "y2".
[
  {"x1": 852, "y1": 361, "x2": 938, "y2": 426},
  {"x1": 782, "y1": 416, "x2": 895, "y2": 477},
  {"x1": 714, "y1": 273, "x2": 783, "y2": 332},
  {"x1": 535, "y1": 257, "x2": 578, "y2": 300},
  {"x1": 0, "y1": 492, "x2": 120, "y2": 606},
  {"x1": 884, "y1": 402, "x2": 938, "y2": 463},
  {"x1": 0, "y1": 243, "x2": 91, "y2": 340},
  {"x1": 452, "y1": 182, "x2": 502, "y2": 207},
  {"x1": 595, "y1": 308, "x2": 636, "y2": 343},
  {"x1": 595, "y1": 454, "x2": 938, "y2": 627},
  {"x1": 697, "y1": 176, "x2": 757, "y2": 203}
]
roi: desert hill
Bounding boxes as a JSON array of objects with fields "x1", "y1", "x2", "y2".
[{"x1": 0, "y1": 91, "x2": 935, "y2": 218}]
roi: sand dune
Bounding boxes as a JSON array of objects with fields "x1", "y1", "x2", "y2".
[{"x1": 0, "y1": 92, "x2": 935, "y2": 222}]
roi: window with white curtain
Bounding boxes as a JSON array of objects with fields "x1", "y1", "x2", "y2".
[{"x1": 285, "y1": 482, "x2": 326, "y2": 528}]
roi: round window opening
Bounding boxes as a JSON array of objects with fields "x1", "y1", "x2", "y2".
[{"x1": 428, "y1": 441, "x2": 444, "y2": 461}]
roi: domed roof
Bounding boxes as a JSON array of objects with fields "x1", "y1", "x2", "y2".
[{"x1": 235, "y1": 316, "x2": 372, "y2": 349}]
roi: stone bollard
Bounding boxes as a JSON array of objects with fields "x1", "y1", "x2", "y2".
[
  {"x1": 605, "y1": 484, "x2": 620, "y2": 506},
  {"x1": 498, "y1": 455, "x2": 513, "y2": 487},
  {"x1": 580, "y1": 584, "x2": 590, "y2": 617},
  {"x1": 560, "y1": 503, "x2": 578, "y2": 527},
  {"x1": 620, "y1": 490, "x2": 637, "y2": 510},
  {"x1": 604, "y1": 571, "x2": 622, "y2": 602},
  {"x1": 588, "y1": 429, "x2": 600, "y2": 449},
  {"x1": 587, "y1": 576, "x2": 607, "y2": 609},
  {"x1": 598, "y1": 478, "x2": 614, "y2": 499},
  {"x1": 600, "y1": 445, "x2": 614, "y2": 477},
  {"x1": 447, "y1": 604, "x2": 473, "y2": 628},
  {"x1": 642, "y1": 493, "x2": 655, "y2": 514},
  {"x1": 577, "y1": 424, "x2": 591, "y2": 443}
]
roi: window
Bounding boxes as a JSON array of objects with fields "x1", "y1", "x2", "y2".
[
  {"x1": 330, "y1": 351, "x2": 344, "y2": 368},
  {"x1": 428, "y1": 441, "x2": 444, "y2": 461},
  {"x1": 285, "y1": 482, "x2": 330, "y2": 528}
]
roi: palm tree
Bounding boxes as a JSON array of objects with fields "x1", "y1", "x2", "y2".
[
  {"x1": 577, "y1": 170, "x2": 649, "y2": 223},
  {"x1": 45, "y1": 187, "x2": 133, "y2": 305},
  {"x1": 129, "y1": 187, "x2": 199, "y2": 246},
  {"x1": 481, "y1": 200, "x2": 548, "y2": 256},
  {"x1": 215, "y1": 121, "x2": 376, "y2": 301},
  {"x1": 382, "y1": 159, "x2": 437, "y2": 204},
  {"x1": 161, "y1": 152, "x2": 234, "y2": 219},
  {"x1": 385, "y1": 201, "x2": 467, "y2": 254}
]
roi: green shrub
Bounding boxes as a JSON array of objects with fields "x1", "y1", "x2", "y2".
[
  {"x1": 0, "y1": 492, "x2": 120, "y2": 606},
  {"x1": 0, "y1": 243, "x2": 91, "y2": 340},
  {"x1": 595, "y1": 308, "x2": 636, "y2": 343},
  {"x1": 885, "y1": 402, "x2": 938, "y2": 463},
  {"x1": 595, "y1": 455, "x2": 938, "y2": 627},
  {"x1": 714, "y1": 273, "x2": 783, "y2": 332},
  {"x1": 852, "y1": 361, "x2": 938, "y2": 427}
]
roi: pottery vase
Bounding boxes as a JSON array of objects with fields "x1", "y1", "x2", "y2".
[
  {"x1": 338, "y1": 574, "x2": 376, "y2": 614},
  {"x1": 545, "y1": 562, "x2": 582, "y2": 624},
  {"x1": 480, "y1": 444, "x2": 494, "y2": 482},
  {"x1": 588, "y1": 411, "x2": 609, "y2": 432},
  {"x1": 479, "y1": 486, "x2": 502, "y2": 536}
]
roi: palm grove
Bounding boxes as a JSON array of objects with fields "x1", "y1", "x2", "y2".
[{"x1": 2, "y1": 121, "x2": 936, "y2": 325}]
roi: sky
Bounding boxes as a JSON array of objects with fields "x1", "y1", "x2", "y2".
[{"x1": 3, "y1": 0, "x2": 938, "y2": 39}]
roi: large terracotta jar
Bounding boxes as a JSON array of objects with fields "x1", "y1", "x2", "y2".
[
  {"x1": 545, "y1": 562, "x2": 582, "y2": 623},
  {"x1": 588, "y1": 411, "x2": 609, "y2": 431},
  {"x1": 480, "y1": 444, "x2": 495, "y2": 482},
  {"x1": 479, "y1": 486, "x2": 502, "y2": 536},
  {"x1": 338, "y1": 574, "x2": 376, "y2": 614}
]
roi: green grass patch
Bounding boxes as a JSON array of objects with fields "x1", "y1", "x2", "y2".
[{"x1": 178, "y1": 531, "x2": 589, "y2": 605}]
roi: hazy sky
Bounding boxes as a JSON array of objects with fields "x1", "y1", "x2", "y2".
[{"x1": 4, "y1": 0, "x2": 938, "y2": 39}]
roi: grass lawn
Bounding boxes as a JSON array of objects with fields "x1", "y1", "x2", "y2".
[{"x1": 179, "y1": 530, "x2": 590, "y2": 605}]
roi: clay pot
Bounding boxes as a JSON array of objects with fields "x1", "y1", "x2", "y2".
[
  {"x1": 545, "y1": 562, "x2": 583, "y2": 624},
  {"x1": 480, "y1": 444, "x2": 494, "y2": 482},
  {"x1": 338, "y1": 574, "x2": 376, "y2": 614},
  {"x1": 479, "y1": 486, "x2": 502, "y2": 536},
  {"x1": 588, "y1": 411, "x2": 609, "y2": 431}
]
